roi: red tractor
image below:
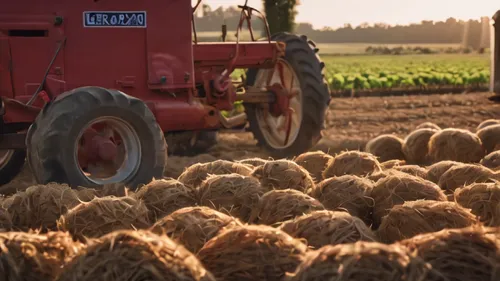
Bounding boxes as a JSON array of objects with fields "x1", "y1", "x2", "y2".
[{"x1": 0, "y1": 0, "x2": 330, "y2": 189}]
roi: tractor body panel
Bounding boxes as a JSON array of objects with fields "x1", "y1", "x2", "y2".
[{"x1": 0, "y1": 0, "x2": 280, "y2": 133}]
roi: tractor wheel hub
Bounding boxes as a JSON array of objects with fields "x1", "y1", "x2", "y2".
[{"x1": 267, "y1": 83, "x2": 292, "y2": 117}]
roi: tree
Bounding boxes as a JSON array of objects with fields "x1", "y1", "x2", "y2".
[{"x1": 262, "y1": 0, "x2": 298, "y2": 34}]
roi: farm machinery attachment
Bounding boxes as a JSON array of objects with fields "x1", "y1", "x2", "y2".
[
  {"x1": 490, "y1": 10, "x2": 500, "y2": 101},
  {"x1": 0, "y1": 0, "x2": 330, "y2": 189}
]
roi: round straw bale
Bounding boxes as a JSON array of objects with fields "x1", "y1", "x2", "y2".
[
  {"x1": 58, "y1": 196, "x2": 150, "y2": 240},
  {"x1": 476, "y1": 124, "x2": 500, "y2": 154},
  {"x1": 237, "y1": 157, "x2": 268, "y2": 168},
  {"x1": 57, "y1": 230, "x2": 215, "y2": 281},
  {"x1": 365, "y1": 134, "x2": 405, "y2": 162},
  {"x1": 74, "y1": 187, "x2": 99, "y2": 202},
  {"x1": 294, "y1": 151, "x2": 333, "y2": 183},
  {"x1": 400, "y1": 226, "x2": 500, "y2": 281},
  {"x1": 455, "y1": 182, "x2": 500, "y2": 226},
  {"x1": 371, "y1": 174, "x2": 447, "y2": 228},
  {"x1": 380, "y1": 159, "x2": 406, "y2": 170},
  {"x1": 367, "y1": 169, "x2": 407, "y2": 182},
  {"x1": 403, "y1": 128, "x2": 438, "y2": 165},
  {"x1": 178, "y1": 160, "x2": 253, "y2": 188},
  {"x1": 428, "y1": 128, "x2": 485, "y2": 163},
  {"x1": 197, "y1": 224, "x2": 307, "y2": 281},
  {"x1": 151, "y1": 206, "x2": 242, "y2": 254},
  {"x1": 425, "y1": 160, "x2": 461, "y2": 184},
  {"x1": 309, "y1": 175, "x2": 374, "y2": 225},
  {"x1": 0, "y1": 231, "x2": 83, "y2": 281},
  {"x1": 392, "y1": 165, "x2": 428, "y2": 179},
  {"x1": 477, "y1": 119, "x2": 500, "y2": 131},
  {"x1": 98, "y1": 182, "x2": 131, "y2": 197},
  {"x1": 323, "y1": 151, "x2": 382, "y2": 178},
  {"x1": 198, "y1": 174, "x2": 266, "y2": 222},
  {"x1": 279, "y1": 210, "x2": 377, "y2": 249},
  {"x1": 437, "y1": 163, "x2": 497, "y2": 193},
  {"x1": 377, "y1": 200, "x2": 477, "y2": 243},
  {"x1": 248, "y1": 189, "x2": 325, "y2": 226},
  {"x1": 480, "y1": 150, "x2": 500, "y2": 171},
  {"x1": 2, "y1": 183, "x2": 79, "y2": 232},
  {"x1": 416, "y1": 121, "x2": 441, "y2": 130},
  {"x1": 133, "y1": 178, "x2": 197, "y2": 222},
  {"x1": 251, "y1": 160, "x2": 315, "y2": 193},
  {"x1": 285, "y1": 241, "x2": 444, "y2": 281}
]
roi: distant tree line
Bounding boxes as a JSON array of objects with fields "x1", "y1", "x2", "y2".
[
  {"x1": 296, "y1": 18, "x2": 488, "y2": 49},
  {"x1": 195, "y1": 6, "x2": 489, "y2": 49}
]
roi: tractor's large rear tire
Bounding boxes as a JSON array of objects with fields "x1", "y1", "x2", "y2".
[
  {"x1": 245, "y1": 32, "x2": 330, "y2": 159},
  {"x1": 27, "y1": 86, "x2": 167, "y2": 189}
]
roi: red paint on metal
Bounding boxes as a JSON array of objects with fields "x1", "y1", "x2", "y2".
[{"x1": 0, "y1": 0, "x2": 281, "y2": 150}]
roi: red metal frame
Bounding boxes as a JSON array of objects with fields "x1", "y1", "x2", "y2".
[{"x1": 0, "y1": 0, "x2": 285, "y2": 166}]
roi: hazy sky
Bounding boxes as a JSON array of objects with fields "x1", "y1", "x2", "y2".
[{"x1": 199, "y1": 0, "x2": 498, "y2": 29}]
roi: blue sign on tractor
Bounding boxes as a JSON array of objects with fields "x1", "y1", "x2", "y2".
[{"x1": 83, "y1": 11, "x2": 147, "y2": 28}]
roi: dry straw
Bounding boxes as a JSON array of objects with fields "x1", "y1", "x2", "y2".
[
  {"x1": 279, "y1": 210, "x2": 377, "y2": 249},
  {"x1": 293, "y1": 151, "x2": 333, "y2": 183},
  {"x1": 392, "y1": 165, "x2": 428, "y2": 180},
  {"x1": 198, "y1": 173, "x2": 266, "y2": 222},
  {"x1": 56, "y1": 230, "x2": 215, "y2": 281},
  {"x1": 426, "y1": 160, "x2": 462, "y2": 184},
  {"x1": 481, "y1": 151, "x2": 500, "y2": 171},
  {"x1": 151, "y1": 206, "x2": 242, "y2": 254},
  {"x1": 197, "y1": 224, "x2": 307, "y2": 281},
  {"x1": 380, "y1": 159, "x2": 406, "y2": 170},
  {"x1": 476, "y1": 119, "x2": 500, "y2": 131},
  {"x1": 476, "y1": 124, "x2": 500, "y2": 154},
  {"x1": 133, "y1": 178, "x2": 197, "y2": 222},
  {"x1": 437, "y1": 163, "x2": 497, "y2": 193},
  {"x1": 237, "y1": 157, "x2": 268, "y2": 168},
  {"x1": 308, "y1": 175, "x2": 374, "y2": 225},
  {"x1": 403, "y1": 128, "x2": 438, "y2": 165},
  {"x1": 58, "y1": 196, "x2": 150, "y2": 240},
  {"x1": 251, "y1": 159, "x2": 315, "y2": 193},
  {"x1": 285, "y1": 241, "x2": 444, "y2": 281},
  {"x1": 371, "y1": 174, "x2": 447, "y2": 228},
  {"x1": 400, "y1": 226, "x2": 500, "y2": 281},
  {"x1": 367, "y1": 169, "x2": 407, "y2": 182},
  {"x1": 377, "y1": 200, "x2": 477, "y2": 243},
  {"x1": 455, "y1": 182, "x2": 500, "y2": 226},
  {"x1": 0, "y1": 231, "x2": 83, "y2": 281},
  {"x1": 2, "y1": 183, "x2": 80, "y2": 232},
  {"x1": 178, "y1": 160, "x2": 253, "y2": 188},
  {"x1": 416, "y1": 122, "x2": 441, "y2": 130},
  {"x1": 248, "y1": 189, "x2": 325, "y2": 226},
  {"x1": 0, "y1": 206, "x2": 12, "y2": 231},
  {"x1": 365, "y1": 134, "x2": 405, "y2": 162},
  {"x1": 74, "y1": 187, "x2": 100, "y2": 202},
  {"x1": 428, "y1": 128, "x2": 486, "y2": 163},
  {"x1": 323, "y1": 151, "x2": 382, "y2": 178}
]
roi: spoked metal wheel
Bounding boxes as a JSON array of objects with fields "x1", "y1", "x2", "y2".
[
  {"x1": 244, "y1": 32, "x2": 330, "y2": 159},
  {"x1": 253, "y1": 59, "x2": 303, "y2": 149},
  {"x1": 75, "y1": 117, "x2": 141, "y2": 185}
]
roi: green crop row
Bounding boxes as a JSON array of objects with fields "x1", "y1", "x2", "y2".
[{"x1": 323, "y1": 54, "x2": 490, "y2": 91}]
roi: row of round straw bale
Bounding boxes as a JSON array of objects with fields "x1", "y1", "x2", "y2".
[
  {"x1": 2, "y1": 154, "x2": 500, "y2": 246},
  {"x1": 0, "y1": 164, "x2": 496, "y2": 258},
  {"x1": 0, "y1": 160, "x2": 498, "y2": 280},
  {"x1": 363, "y1": 120, "x2": 500, "y2": 169},
  {"x1": 1, "y1": 223, "x2": 499, "y2": 281}
]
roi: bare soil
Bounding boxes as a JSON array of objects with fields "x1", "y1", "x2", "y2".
[{"x1": 3, "y1": 92, "x2": 500, "y2": 193}]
